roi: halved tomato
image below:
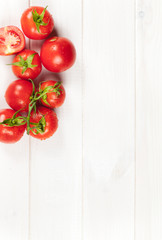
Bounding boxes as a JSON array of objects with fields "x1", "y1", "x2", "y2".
[{"x1": 0, "y1": 26, "x2": 25, "y2": 55}]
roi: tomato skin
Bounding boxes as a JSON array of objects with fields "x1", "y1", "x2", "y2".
[
  {"x1": 5, "y1": 79, "x2": 33, "y2": 113},
  {"x1": 29, "y1": 106, "x2": 58, "y2": 140},
  {"x1": 21, "y1": 6, "x2": 54, "y2": 40},
  {"x1": 0, "y1": 109, "x2": 26, "y2": 143},
  {"x1": 12, "y1": 49, "x2": 42, "y2": 80},
  {"x1": 40, "y1": 80, "x2": 66, "y2": 108},
  {"x1": 0, "y1": 26, "x2": 25, "y2": 55},
  {"x1": 40, "y1": 37, "x2": 76, "y2": 72}
]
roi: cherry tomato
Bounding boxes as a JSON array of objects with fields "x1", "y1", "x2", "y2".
[
  {"x1": 5, "y1": 79, "x2": 34, "y2": 113},
  {"x1": 40, "y1": 37, "x2": 76, "y2": 72},
  {"x1": 29, "y1": 106, "x2": 58, "y2": 140},
  {"x1": 10, "y1": 49, "x2": 42, "y2": 80},
  {"x1": 0, "y1": 26, "x2": 25, "y2": 55},
  {"x1": 39, "y1": 80, "x2": 66, "y2": 108},
  {"x1": 0, "y1": 109, "x2": 26, "y2": 143},
  {"x1": 21, "y1": 6, "x2": 54, "y2": 40}
]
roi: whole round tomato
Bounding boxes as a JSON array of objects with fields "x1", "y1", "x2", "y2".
[
  {"x1": 0, "y1": 109, "x2": 26, "y2": 143},
  {"x1": 0, "y1": 26, "x2": 25, "y2": 55},
  {"x1": 39, "y1": 80, "x2": 66, "y2": 108},
  {"x1": 40, "y1": 37, "x2": 76, "y2": 72},
  {"x1": 21, "y1": 6, "x2": 54, "y2": 40},
  {"x1": 5, "y1": 79, "x2": 34, "y2": 113},
  {"x1": 10, "y1": 49, "x2": 42, "y2": 80},
  {"x1": 29, "y1": 106, "x2": 58, "y2": 140}
]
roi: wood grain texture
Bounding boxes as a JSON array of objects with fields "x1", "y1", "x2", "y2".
[
  {"x1": 0, "y1": 1, "x2": 29, "y2": 240},
  {"x1": 136, "y1": 0, "x2": 162, "y2": 239},
  {"x1": 29, "y1": 0, "x2": 82, "y2": 239},
  {"x1": 83, "y1": 0, "x2": 135, "y2": 239},
  {"x1": 1, "y1": 0, "x2": 162, "y2": 239}
]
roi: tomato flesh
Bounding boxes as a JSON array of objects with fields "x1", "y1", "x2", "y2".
[{"x1": 0, "y1": 26, "x2": 25, "y2": 55}]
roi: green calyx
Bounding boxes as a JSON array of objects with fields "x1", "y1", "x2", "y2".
[
  {"x1": 1, "y1": 117, "x2": 25, "y2": 127},
  {"x1": 8, "y1": 53, "x2": 38, "y2": 74},
  {"x1": 32, "y1": 6, "x2": 49, "y2": 33},
  {"x1": 26, "y1": 81, "x2": 62, "y2": 134},
  {"x1": 29, "y1": 115, "x2": 46, "y2": 135},
  {"x1": 41, "y1": 95, "x2": 49, "y2": 106},
  {"x1": 0, "y1": 109, "x2": 26, "y2": 127},
  {"x1": 39, "y1": 81, "x2": 63, "y2": 106},
  {"x1": 26, "y1": 93, "x2": 47, "y2": 135},
  {"x1": 26, "y1": 79, "x2": 48, "y2": 135}
]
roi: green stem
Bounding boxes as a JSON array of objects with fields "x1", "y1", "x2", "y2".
[
  {"x1": 25, "y1": 80, "x2": 63, "y2": 135},
  {"x1": 26, "y1": 100, "x2": 36, "y2": 134},
  {"x1": 0, "y1": 109, "x2": 27, "y2": 127}
]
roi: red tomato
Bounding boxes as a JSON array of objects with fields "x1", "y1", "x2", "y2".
[
  {"x1": 11, "y1": 49, "x2": 42, "y2": 80},
  {"x1": 39, "y1": 80, "x2": 66, "y2": 108},
  {"x1": 29, "y1": 106, "x2": 58, "y2": 140},
  {"x1": 5, "y1": 79, "x2": 34, "y2": 113},
  {"x1": 21, "y1": 6, "x2": 54, "y2": 40},
  {"x1": 0, "y1": 26, "x2": 25, "y2": 55},
  {"x1": 0, "y1": 109, "x2": 26, "y2": 143},
  {"x1": 40, "y1": 37, "x2": 76, "y2": 72}
]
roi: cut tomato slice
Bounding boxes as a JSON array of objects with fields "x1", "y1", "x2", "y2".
[{"x1": 0, "y1": 26, "x2": 25, "y2": 55}]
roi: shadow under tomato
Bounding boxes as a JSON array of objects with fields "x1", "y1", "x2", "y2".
[
  {"x1": 29, "y1": 26, "x2": 60, "y2": 54},
  {"x1": 33, "y1": 69, "x2": 63, "y2": 88},
  {"x1": 48, "y1": 27, "x2": 60, "y2": 39}
]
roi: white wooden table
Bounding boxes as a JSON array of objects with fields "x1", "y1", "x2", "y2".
[{"x1": 0, "y1": 0, "x2": 161, "y2": 239}]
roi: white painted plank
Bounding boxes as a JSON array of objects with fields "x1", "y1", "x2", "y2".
[
  {"x1": 29, "y1": 0, "x2": 82, "y2": 239},
  {"x1": 83, "y1": 0, "x2": 135, "y2": 239},
  {"x1": 0, "y1": 1, "x2": 29, "y2": 240},
  {"x1": 136, "y1": 1, "x2": 162, "y2": 239}
]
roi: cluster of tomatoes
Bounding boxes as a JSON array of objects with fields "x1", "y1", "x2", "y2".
[{"x1": 0, "y1": 6, "x2": 76, "y2": 143}]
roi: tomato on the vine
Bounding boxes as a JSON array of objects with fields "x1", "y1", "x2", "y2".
[
  {"x1": 0, "y1": 26, "x2": 25, "y2": 55},
  {"x1": 39, "y1": 80, "x2": 66, "y2": 108},
  {"x1": 28, "y1": 106, "x2": 58, "y2": 140},
  {"x1": 21, "y1": 6, "x2": 54, "y2": 40},
  {"x1": 9, "y1": 49, "x2": 42, "y2": 80},
  {"x1": 0, "y1": 109, "x2": 26, "y2": 143},
  {"x1": 40, "y1": 37, "x2": 76, "y2": 72},
  {"x1": 5, "y1": 79, "x2": 34, "y2": 113}
]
